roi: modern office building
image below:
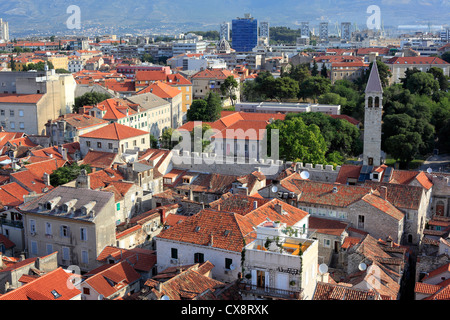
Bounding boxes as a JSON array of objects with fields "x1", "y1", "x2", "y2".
[
  {"x1": 440, "y1": 28, "x2": 450, "y2": 43},
  {"x1": 300, "y1": 22, "x2": 310, "y2": 38},
  {"x1": 232, "y1": 14, "x2": 258, "y2": 52},
  {"x1": 220, "y1": 22, "x2": 231, "y2": 41},
  {"x1": 0, "y1": 18, "x2": 9, "y2": 42},
  {"x1": 172, "y1": 40, "x2": 207, "y2": 56},
  {"x1": 341, "y1": 22, "x2": 352, "y2": 41},
  {"x1": 319, "y1": 22, "x2": 329, "y2": 41},
  {"x1": 259, "y1": 21, "x2": 270, "y2": 44}
]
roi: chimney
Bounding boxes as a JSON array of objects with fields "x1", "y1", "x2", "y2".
[
  {"x1": 43, "y1": 172, "x2": 51, "y2": 186},
  {"x1": 159, "y1": 208, "x2": 166, "y2": 225},
  {"x1": 380, "y1": 186, "x2": 387, "y2": 200}
]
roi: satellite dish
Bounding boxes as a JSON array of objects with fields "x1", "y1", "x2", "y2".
[
  {"x1": 229, "y1": 264, "x2": 236, "y2": 271},
  {"x1": 318, "y1": 263, "x2": 328, "y2": 275},
  {"x1": 161, "y1": 295, "x2": 170, "y2": 301},
  {"x1": 300, "y1": 171, "x2": 310, "y2": 180},
  {"x1": 271, "y1": 186, "x2": 278, "y2": 193},
  {"x1": 358, "y1": 262, "x2": 367, "y2": 271},
  {"x1": 426, "y1": 167, "x2": 432, "y2": 174}
]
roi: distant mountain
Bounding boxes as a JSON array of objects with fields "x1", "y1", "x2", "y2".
[{"x1": 1, "y1": 0, "x2": 449, "y2": 36}]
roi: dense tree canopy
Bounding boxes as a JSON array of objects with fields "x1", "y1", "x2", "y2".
[
  {"x1": 73, "y1": 92, "x2": 112, "y2": 113},
  {"x1": 50, "y1": 163, "x2": 92, "y2": 187},
  {"x1": 267, "y1": 117, "x2": 328, "y2": 164},
  {"x1": 186, "y1": 92, "x2": 222, "y2": 122}
]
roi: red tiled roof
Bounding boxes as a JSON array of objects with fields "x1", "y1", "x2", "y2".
[
  {"x1": 147, "y1": 267, "x2": 225, "y2": 300},
  {"x1": 386, "y1": 56, "x2": 449, "y2": 65},
  {"x1": 309, "y1": 216, "x2": 348, "y2": 236},
  {"x1": 135, "y1": 70, "x2": 168, "y2": 82},
  {"x1": 88, "y1": 168, "x2": 126, "y2": 190},
  {"x1": 0, "y1": 268, "x2": 81, "y2": 300},
  {"x1": 424, "y1": 285, "x2": 450, "y2": 300},
  {"x1": 80, "y1": 122, "x2": 148, "y2": 140},
  {"x1": 80, "y1": 150, "x2": 118, "y2": 169},
  {"x1": 0, "y1": 94, "x2": 44, "y2": 104},
  {"x1": 83, "y1": 261, "x2": 141, "y2": 298},
  {"x1": 313, "y1": 282, "x2": 383, "y2": 300},
  {"x1": 96, "y1": 246, "x2": 156, "y2": 273},
  {"x1": 157, "y1": 199, "x2": 308, "y2": 252},
  {"x1": 0, "y1": 234, "x2": 15, "y2": 250},
  {"x1": 137, "y1": 81, "x2": 182, "y2": 98},
  {"x1": 191, "y1": 68, "x2": 237, "y2": 80},
  {"x1": 361, "y1": 193, "x2": 405, "y2": 221},
  {"x1": 415, "y1": 282, "x2": 442, "y2": 295},
  {"x1": 0, "y1": 182, "x2": 29, "y2": 207},
  {"x1": 422, "y1": 263, "x2": 450, "y2": 282}
]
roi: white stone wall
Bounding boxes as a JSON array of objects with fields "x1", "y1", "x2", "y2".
[{"x1": 155, "y1": 238, "x2": 241, "y2": 283}]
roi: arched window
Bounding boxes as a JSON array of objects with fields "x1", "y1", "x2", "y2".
[
  {"x1": 375, "y1": 96, "x2": 380, "y2": 108},
  {"x1": 408, "y1": 234, "x2": 413, "y2": 243},
  {"x1": 368, "y1": 96, "x2": 373, "y2": 108}
]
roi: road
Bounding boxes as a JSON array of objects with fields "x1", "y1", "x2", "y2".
[{"x1": 419, "y1": 153, "x2": 450, "y2": 173}]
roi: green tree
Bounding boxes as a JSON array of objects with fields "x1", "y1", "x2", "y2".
[
  {"x1": 441, "y1": 52, "x2": 450, "y2": 63},
  {"x1": 160, "y1": 128, "x2": 181, "y2": 150},
  {"x1": 50, "y1": 163, "x2": 92, "y2": 187},
  {"x1": 358, "y1": 60, "x2": 392, "y2": 90},
  {"x1": 272, "y1": 77, "x2": 299, "y2": 102},
  {"x1": 385, "y1": 132, "x2": 422, "y2": 168},
  {"x1": 24, "y1": 61, "x2": 54, "y2": 72},
  {"x1": 220, "y1": 76, "x2": 239, "y2": 106},
  {"x1": 287, "y1": 112, "x2": 361, "y2": 159},
  {"x1": 187, "y1": 92, "x2": 222, "y2": 122},
  {"x1": 300, "y1": 76, "x2": 331, "y2": 102},
  {"x1": 150, "y1": 135, "x2": 158, "y2": 149},
  {"x1": 141, "y1": 53, "x2": 154, "y2": 63},
  {"x1": 311, "y1": 60, "x2": 319, "y2": 76},
  {"x1": 266, "y1": 117, "x2": 328, "y2": 164},
  {"x1": 427, "y1": 67, "x2": 448, "y2": 91},
  {"x1": 73, "y1": 92, "x2": 112, "y2": 113},
  {"x1": 10, "y1": 55, "x2": 16, "y2": 71},
  {"x1": 404, "y1": 72, "x2": 440, "y2": 96},
  {"x1": 284, "y1": 63, "x2": 310, "y2": 83},
  {"x1": 318, "y1": 92, "x2": 347, "y2": 106},
  {"x1": 321, "y1": 64, "x2": 328, "y2": 78}
]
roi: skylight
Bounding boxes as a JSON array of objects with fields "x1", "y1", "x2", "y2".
[{"x1": 51, "y1": 290, "x2": 61, "y2": 299}]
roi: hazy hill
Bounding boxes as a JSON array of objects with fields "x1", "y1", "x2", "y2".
[{"x1": 1, "y1": 0, "x2": 448, "y2": 35}]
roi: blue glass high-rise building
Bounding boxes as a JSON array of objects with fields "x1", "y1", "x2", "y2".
[{"x1": 231, "y1": 14, "x2": 258, "y2": 52}]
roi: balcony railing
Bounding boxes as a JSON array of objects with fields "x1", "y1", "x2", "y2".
[
  {"x1": 0, "y1": 218, "x2": 23, "y2": 229},
  {"x1": 240, "y1": 284, "x2": 302, "y2": 300}
]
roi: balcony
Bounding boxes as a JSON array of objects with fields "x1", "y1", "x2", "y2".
[
  {"x1": 0, "y1": 218, "x2": 23, "y2": 229},
  {"x1": 240, "y1": 283, "x2": 303, "y2": 300}
]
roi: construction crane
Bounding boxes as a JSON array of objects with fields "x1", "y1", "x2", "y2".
[{"x1": 335, "y1": 22, "x2": 341, "y2": 37}]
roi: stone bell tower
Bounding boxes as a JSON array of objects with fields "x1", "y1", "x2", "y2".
[{"x1": 363, "y1": 62, "x2": 383, "y2": 167}]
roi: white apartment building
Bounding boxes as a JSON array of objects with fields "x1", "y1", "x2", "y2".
[
  {"x1": 242, "y1": 221, "x2": 319, "y2": 300},
  {"x1": 0, "y1": 18, "x2": 9, "y2": 42},
  {"x1": 172, "y1": 40, "x2": 207, "y2": 56},
  {"x1": 79, "y1": 122, "x2": 150, "y2": 157}
]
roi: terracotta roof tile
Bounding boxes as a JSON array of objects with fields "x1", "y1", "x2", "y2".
[
  {"x1": 80, "y1": 122, "x2": 148, "y2": 140},
  {"x1": 0, "y1": 94, "x2": 44, "y2": 104},
  {"x1": 309, "y1": 216, "x2": 348, "y2": 236},
  {"x1": 83, "y1": 261, "x2": 141, "y2": 298},
  {"x1": 0, "y1": 268, "x2": 81, "y2": 300}
]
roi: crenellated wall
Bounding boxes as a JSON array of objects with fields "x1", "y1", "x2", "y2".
[{"x1": 170, "y1": 150, "x2": 341, "y2": 181}]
